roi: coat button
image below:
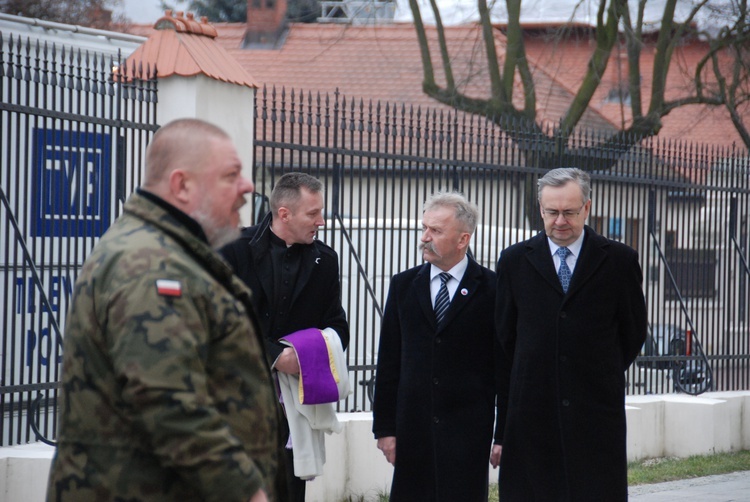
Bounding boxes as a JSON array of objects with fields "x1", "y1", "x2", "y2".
[
  {"x1": 433, "y1": 417, "x2": 439, "y2": 423},
  {"x1": 560, "y1": 355, "x2": 567, "y2": 362},
  {"x1": 562, "y1": 399, "x2": 570, "y2": 407},
  {"x1": 560, "y1": 311, "x2": 567, "y2": 318},
  {"x1": 433, "y1": 378, "x2": 439, "y2": 385},
  {"x1": 435, "y1": 338, "x2": 442, "y2": 344}
]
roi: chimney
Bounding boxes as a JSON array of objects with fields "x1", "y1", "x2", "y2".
[{"x1": 244, "y1": 0, "x2": 288, "y2": 48}]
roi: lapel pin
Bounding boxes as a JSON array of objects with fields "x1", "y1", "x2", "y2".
[{"x1": 461, "y1": 288, "x2": 468, "y2": 296}]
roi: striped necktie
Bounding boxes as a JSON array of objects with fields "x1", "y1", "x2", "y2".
[{"x1": 434, "y1": 272, "x2": 452, "y2": 324}]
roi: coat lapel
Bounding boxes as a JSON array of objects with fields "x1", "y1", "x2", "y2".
[
  {"x1": 292, "y1": 243, "x2": 321, "y2": 306},
  {"x1": 525, "y1": 232, "x2": 563, "y2": 293},
  {"x1": 249, "y1": 235, "x2": 274, "y2": 304},
  {"x1": 415, "y1": 258, "x2": 485, "y2": 333},
  {"x1": 437, "y1": 258, "x2": 482, "y2": 331},
  {"x1": 412, "y1": 263, "x2": 437, "y2": 329},
  {"x1": 524, "y1": 227, "x2": 609, "y2": 298},
  {"x1": 566, "y1": 226, "x2": 608, "y2": 296}
]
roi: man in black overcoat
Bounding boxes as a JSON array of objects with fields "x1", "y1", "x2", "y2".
[
  {"x1": 373, "y1": 191, "x2": 499, "y2": 502},
  {"x1": 221, "y1": 172, "x2": 349, "y2": 502},
  {"x1": 493, "y1": 167, "x2": 647, "y2": 501}
]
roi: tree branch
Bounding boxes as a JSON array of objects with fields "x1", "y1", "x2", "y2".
[
  {"x1": 428, "y1": 0, "x2": 455, "y2": 91},
  {"x1": 559, "y1": 0, "x2": 624, "y2": 138},
  {"x1": 477, "y1": 0, "x2": 504, "y2": 104},
  {"x1": 408, "y1": 0, "x2": 438, "y2": 93},
  {"x1": 621, "y1": 0, "x2": 646, "y2": 119}
]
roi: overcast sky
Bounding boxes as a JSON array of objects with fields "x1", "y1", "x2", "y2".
[
  {"x1": 114, "y1": 0, "x2": 163, "y2": 23},
  {"x1": 116, "y1": 0, "x2": 736, "y2": 35}
]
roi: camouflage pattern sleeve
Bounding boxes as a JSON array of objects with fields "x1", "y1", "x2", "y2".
[{"x1": 101, "y1": 269, "x2": 265, "y2": 498}]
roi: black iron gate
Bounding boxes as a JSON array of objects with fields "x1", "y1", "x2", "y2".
[
  {"x1": 252, "y1": 86, "x2": 750, "y2": 412},
  {"x1": 0, "y1": 33, "x2": 159, "y2": 447}
]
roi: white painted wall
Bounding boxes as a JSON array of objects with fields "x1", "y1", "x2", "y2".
[
  {"x1": 155, "y1": 75, "x2": 257, "y2": 225},
  {"x1": 5, "y1": 391, "x2": 750, "y2": 502}
]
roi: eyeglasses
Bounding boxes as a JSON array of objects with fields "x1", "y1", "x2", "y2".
[{"x1": 541, "y1": 204, "x2": 585, "y2": 220}]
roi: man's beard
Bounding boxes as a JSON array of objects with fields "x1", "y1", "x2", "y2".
[
  {"x1": 204, "y1": 223, "x2": 241, "y2": 250},
  {"x1": 192, "y1": 198, "x2": 243, "y2": 249}
]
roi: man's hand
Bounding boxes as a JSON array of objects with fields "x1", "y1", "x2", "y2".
[
  {"x1": 274, "y1": 347, "x2": 300, "y2": 374},
  {"x1": 490, "y1": 444, "x2": 502, "y2": 469},
  {"x1": 377, "y1": 436, "x2": 397, "y2": 465}
]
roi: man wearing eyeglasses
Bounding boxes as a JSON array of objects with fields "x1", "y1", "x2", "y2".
[{"x1": 492, "y1": 167, "x2": 647, "y2": 501}]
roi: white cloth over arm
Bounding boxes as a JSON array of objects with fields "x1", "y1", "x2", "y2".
[{"x1": 277, "y1": 327, "x2": 351, "y2": 479}]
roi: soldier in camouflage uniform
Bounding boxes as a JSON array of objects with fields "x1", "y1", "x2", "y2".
[{"x1": 46, "y1": 118, "x2": 283, "y2": 502}]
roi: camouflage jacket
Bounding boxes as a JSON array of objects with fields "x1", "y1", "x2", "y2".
[{"x1": 47, "y1": 191, "x2": 280, "y2": 502}]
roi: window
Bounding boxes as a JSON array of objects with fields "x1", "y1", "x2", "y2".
[
  {"x1": 664, "y1": 248, "x2": 717, "y2": 300},
  {"x1": 589, "y1": 216, "x2": 639, "y2": 250},
  {"x1": 604, "y1": 83, "x2": 631, "y2": 105}
]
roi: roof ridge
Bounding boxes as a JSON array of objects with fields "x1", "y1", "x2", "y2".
[
  {"x1": 153, "y1": 10, "x2": 217, "y2": 38},
  {"x1": 124, "y1": 13, "x2": 258, "y2": 88}
]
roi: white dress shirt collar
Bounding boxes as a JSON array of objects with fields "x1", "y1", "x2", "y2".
[
  {"x1": 430, "y1": 254, "x2": 469, "y2": 283},
  {"x1": 429, "y1": 254, "x2": 469, "y2": 305}
]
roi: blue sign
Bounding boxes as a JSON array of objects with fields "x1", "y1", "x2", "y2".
[{"x1": 32, "y1": 128, "x2": 112, "y2": 237}]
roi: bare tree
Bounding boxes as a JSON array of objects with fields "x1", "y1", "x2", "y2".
[
  {"x1": 410, "y1": 0, "x2": 744, "y2": 222},
  {"x1": 410, "y1": 1, "x2": 740, "y2": 150},
  {"x1": 695, "y1": 0, "x2": 750, "y2": 148}
]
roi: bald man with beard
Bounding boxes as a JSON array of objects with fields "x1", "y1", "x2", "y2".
[{"x1": 47, "y1": 118, "x2": 285, "y2": 502}]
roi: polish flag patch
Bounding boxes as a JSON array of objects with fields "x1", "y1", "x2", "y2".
[{"x1": 155, "y1": 279, "x2": 182, "y2": 297}]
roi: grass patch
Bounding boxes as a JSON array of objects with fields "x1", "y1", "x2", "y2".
[
  {"x1": 344, "y1": 451, "x2": 750, "y2": 501},
  {"x1": 486, "y1": 451, "x2": 750, "y2": 500},
  {"x1": 628, "y1": 450, "x2": 750, "y2": 485}
]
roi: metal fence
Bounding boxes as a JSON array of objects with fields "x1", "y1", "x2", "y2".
[
  {"x1": 0, "y1": 33, "x2": 159, "y2": 447},
  {"x1": 252, "y1": 86, "x2": 750, "y2": 412},
  {"x1": 1, "y1": 62, "x2": 749, "y2": 447}
]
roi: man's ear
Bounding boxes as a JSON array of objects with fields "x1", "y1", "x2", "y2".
[
  {"x1": 582, "y1": 199, "x2": 592, "y2": 218},
  {"x1": 457, "y1": 232, "x2": 471, "y2": 250},
  {"x1": 169, "y1": 169, "x2": 191, "y2": 205},
  {"x1": 278, "y1": 206, "x2": 291, "y2": 223}
]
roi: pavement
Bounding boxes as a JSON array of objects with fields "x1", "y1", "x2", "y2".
[{"x1": 629, "y1": 471, "x2": 750, "y2": 501}]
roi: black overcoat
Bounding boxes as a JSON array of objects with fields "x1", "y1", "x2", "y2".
[
  {"x1": 494, "y1": 227, "x2": 647, "y2": 501},
  {"x1": 220, "y1": 213, "x2": 349, "y2": 361},
  {"x1": 373, "y1": 258, "x2": 498, "y2": 502}
]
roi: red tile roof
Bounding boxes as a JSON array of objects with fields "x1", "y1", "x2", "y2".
[
  {"x1": 124, "y1": 11, "x2": 257, "y2": 88},
  {"x1": 127, "y1": 21, "x2": 614, "y2": 131},
  {"x1": 122, "y1": 19, "x2": 745, "y2": 148}
]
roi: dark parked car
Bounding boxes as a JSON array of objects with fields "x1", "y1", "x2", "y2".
[{"x1": 637, "y1": 324, "x2": 712, "y2": 395}]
